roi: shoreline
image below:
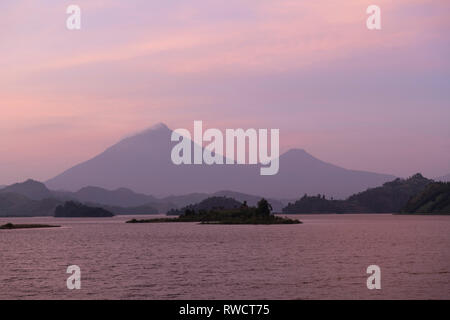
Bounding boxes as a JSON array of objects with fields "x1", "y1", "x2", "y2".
[{"x1": 0, "y1": 223, "x2": 61, "y2": 230}]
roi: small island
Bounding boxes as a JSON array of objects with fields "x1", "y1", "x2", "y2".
[
  {"x1": 54, "y1": 201, "x2": 114, "y2": 217},
  {"x1": 0, "y1": 223, "x2": 60, "y2": 230},
  {"x1": 127, "y1": 197, "x2": 301, "y2": 225}
]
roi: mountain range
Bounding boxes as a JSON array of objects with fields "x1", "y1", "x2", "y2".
[
  {"x1": 1, "y1": 175, "x2": 447, "y2": 216},
  {"x1": 2, "y1": 123, "x2": 448, "y2": 216},
  {"x1": 45, "y1": 123, "x2": 396, "y2": 200},
  {"x1": 0, "y1": 179, "x2": 285, "y2": 215}
]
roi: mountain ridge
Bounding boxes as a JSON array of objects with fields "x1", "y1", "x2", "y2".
[
  {"x1": 0, "y1": 179, "x2": 286, "y2": 214},
  {"x1": 0, "y1": 179, "x2": 53, "y2": 200},
  {"x1": 45, "y1": 122, "x2": 395, "y2": 199}
]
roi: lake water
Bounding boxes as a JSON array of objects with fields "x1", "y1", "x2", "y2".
[{"x1": 0, "y1": 214, "x2": 449, "y2": 300}]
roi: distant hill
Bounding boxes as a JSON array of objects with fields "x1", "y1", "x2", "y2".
[
  {"x1": 54, "y1": 201, "x2": 114, "y2": 217},
  {"x1": 0, "y1": 178, "x2": 285, "y2": 216},
  {"x1": 52, "y1": 185, "x2": 283, "y2": 213},
  {"x1": 283, "y1": 173, "x2": 433, "y2": 214},
  {"x1": 97, "y1": 204, "x2": 158, "y2": 215},
  {"x1": 0, "y1": 192, "x2": 61, "y2": 217},
  {"x1": 168, "y1": 196, "x2": 243, "y2": 215},
  {"x1": 0, "y1": 180, "x2": 62, "y2": 217},
  {"x1": 72, "y1": 186, "x2": 158, "y2": 207},
  {"x1": 401, "y1": 182, "x2": 450, "y2": 214},
  {"x1": 0, "y1": 179, "x2": 52, "y2": 200},
  {"x1": 345, "y1": 173, "x2": 432, "y2": 212},
  {"x1": 282, "y1": 194, "x2": 364, "y2": 214},
  {"x1": 0, "y1": 190, "x2": 157, "y2": 217},
  {"x1": 0, "y1": 181, "x2": 161, "y2": 216},
  {"x1": 46, "y1": 123, "x2": 395, "y2": 199},
  {"x1": 160, "y1": 193, "x2": 212, "y2": 209}
]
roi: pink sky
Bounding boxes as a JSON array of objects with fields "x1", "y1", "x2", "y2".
[{"x1": 1, "y1": 0, "x2": 449, "y2": 184}]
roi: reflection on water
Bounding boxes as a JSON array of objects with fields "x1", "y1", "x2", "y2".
[{"x1": 0, "y1": 214, "x2": 449, "y2": 299}]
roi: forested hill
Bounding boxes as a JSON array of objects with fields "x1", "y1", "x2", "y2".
[
  {"x1": 400, "y1": 182, "x2": 450, "y2": 214},
  {"x1": 283, "y1": 173, "x2": 433, "y2": 214}
]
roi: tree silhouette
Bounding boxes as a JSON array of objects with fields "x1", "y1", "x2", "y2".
[{"x1": 257, "y1": 198, "x2": 272, "y2": 216}]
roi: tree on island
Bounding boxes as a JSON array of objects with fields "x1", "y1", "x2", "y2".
[
  {"x1": 257, "y1": 198, "x2": 273, "y2": 216},
  {"x1": 127, "y1": 197, "x2": 301, "y2": 224}
]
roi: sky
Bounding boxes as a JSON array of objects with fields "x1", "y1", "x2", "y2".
[{"x1": 0, "y1": 0, "x2": 449, "y2": 184}]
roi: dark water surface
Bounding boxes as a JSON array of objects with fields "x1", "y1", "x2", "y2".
[{"x1": 1, "y1": 214, "x2": 449, "y2": 299}]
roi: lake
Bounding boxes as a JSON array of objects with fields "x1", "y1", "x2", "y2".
[{"x1": 0, "y1": 214, "x2": 449, "y2": 299}]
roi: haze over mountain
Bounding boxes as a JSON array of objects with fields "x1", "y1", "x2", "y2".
[
  {"x1": 0, "y1": 179, "x2": 52, "y2": 200},
  {"x1": 46, "y1": 123, "x2": 395, "y2": 199},
  {"x1": 0, "y1": 180, "x2": 61, "y2": 217},
  {"x1": 73, "y1": 186, "x2": 158, "y2": 208},
  {"x1": 0, "y1": 193, "x2": 60, "y2": 217}
]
